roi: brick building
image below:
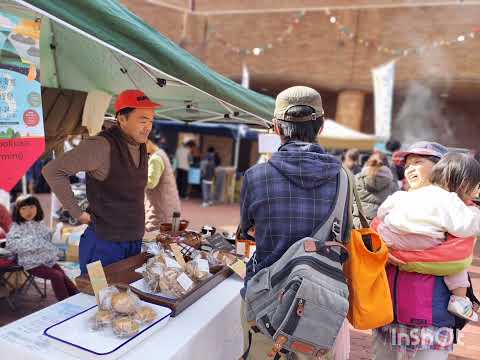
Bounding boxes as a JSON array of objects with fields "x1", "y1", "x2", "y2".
[{"x1": 121, "y1": 0, "x2": 480, "y2": 149}]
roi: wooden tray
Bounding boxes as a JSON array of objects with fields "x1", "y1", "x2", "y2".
[
  {"x1": 129, "y1": 266, "x2": 232, "y2": 316},
  {"x1": 75, "y1": 253, "x2": 233, "y2": 316}
]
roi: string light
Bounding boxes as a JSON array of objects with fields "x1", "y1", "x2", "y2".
[
  {"x1": 208, "y1": 10, "x2": 306, "y2": 56},
  {"x1": 207, "y1": 7, "x2": 479, "y2": 59},
  {"x1": 324, "y1": 9, "x2": 479, "y2": 58}
]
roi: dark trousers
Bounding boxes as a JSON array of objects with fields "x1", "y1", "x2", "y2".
[
  {"x1": 29, "y1": 264, "x2": 79, "y2": 301},
  {"x1": 79, "y1": 225, "x2": 142, "y2": 275},
  {"x1": 176, "y1": 168, "x2": 189, "y2": 198}
]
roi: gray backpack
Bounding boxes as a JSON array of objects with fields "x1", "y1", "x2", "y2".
[{"x1": 244, "y1": 168, "x2": 351, "y2": 359}]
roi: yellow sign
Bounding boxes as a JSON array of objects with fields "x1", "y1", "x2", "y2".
[{"x1": 86, "y1": 261, "x2": 108, "y2": 305}]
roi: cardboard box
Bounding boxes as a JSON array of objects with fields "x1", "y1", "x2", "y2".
[{"x1": 66, "y1": 244, "x2": 79, "y2": 262}]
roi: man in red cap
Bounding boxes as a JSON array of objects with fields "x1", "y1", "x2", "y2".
[{"x1": 43, "y1": 90, "x2": 159, "y2": 274}]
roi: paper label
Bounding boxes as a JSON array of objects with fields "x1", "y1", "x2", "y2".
[
  {"x1": 229, "y1": 259, "x2": 246, "y2": 279},
  {"x1": 86, "y1": 260, "x2": 108, "y2": 304},
  {"x1": 177, "y1": 272, "x2": 193, "y2": 291},
  {"x1": 170, "y1": 243, "x2": 186, "y2": 268},
  {"x1": 196, "y1": 258, "x2": 210, "y2": 272},
  {"x1": 248, "y1": 244, "x2": 256, "y2": 259},
  {"x1": 236, "y1": 241, "x2": 246, "y2": 256},
  {"x1": 165, "y1": 256, "x2": 181, "y2": 269}
]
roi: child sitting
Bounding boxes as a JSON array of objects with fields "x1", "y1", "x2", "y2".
[
  {"x1": 377, "y1": 153, "x2": 480, "y2": 321},
  {"x1": 6, "y1": 195, "x2": 78, "y2": 301}
]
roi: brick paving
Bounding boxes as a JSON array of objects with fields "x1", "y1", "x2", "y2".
[{"x1": 1, "y1": 197, "x2": 479, "y2": 359}]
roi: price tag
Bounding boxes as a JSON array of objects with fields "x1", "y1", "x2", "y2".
[
  {"x1": 169, "y1": 243, "x2": 186, "y2": 268},
  {"x1": 86, "y1": 261, "x2": 108, "y2": 305},
  {"x1": 229, "y1": 259, "x2": 246, "y2": 279},
  {"x1": 177, "y1": 272, "x2": 193, "y2": 291},
  {"x1": 196, "y1": 259, "x2": 210, "y2": 272},
  {"x1": 164, "y1": 257, "x2": 181, "y2": 269}
]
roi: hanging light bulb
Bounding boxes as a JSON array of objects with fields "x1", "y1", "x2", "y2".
[
  {"x1": 330, "y1": 16, "x2": 336, "y2": 24},
  {"x1": 457, "y1": 35, "x2": 465, "y2": 42},
  {"x1": 253, "y1": 47, "x2": 262, "y2": 56}
]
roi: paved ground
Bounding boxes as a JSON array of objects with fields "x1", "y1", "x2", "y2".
[{"x1": 1, "y1": 196, "x2": 479, "y2": 359}]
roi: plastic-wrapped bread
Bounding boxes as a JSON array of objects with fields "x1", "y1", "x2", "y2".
[
  {"x1": 89, "y1": 310, "x2": 115, "y2": 330},
  {"x1": 112, "y1": 316, "x2": 140, "y2": 338},
  {"x1": 99, "y1": 286, "x2": 120, "y2": 311},
  {"x1": 185, "y1": 258, "x2": 210, "y2": 281},
  {"x1": 143, "y1": 259, "x2": 188, "y2": 297},
  {"x1": 111, "y1": 289, "x2": 140, "y2": 315},
  {"x1": 209, "y1": 250, "x2": 237, "y2": 266},
  {"x1": 134, "y1": 306, "x2": 157, "y2": 324}
]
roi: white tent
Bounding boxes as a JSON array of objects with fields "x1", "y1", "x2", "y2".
[{"x1": 318, "y1": 119, "x2": 378, "y2": 150}]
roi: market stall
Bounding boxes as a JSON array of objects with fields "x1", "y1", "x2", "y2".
[
  {"x1": 0, "y1": 0, "x2": 260, "y2": 357},
  {"x1": 0, "y1": 277, "x2": 244, "y2": 360}
]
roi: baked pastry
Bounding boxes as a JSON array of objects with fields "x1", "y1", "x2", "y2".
[
  {"x1": 111, "y1": 290, "x2": 140, "y2": 314},
  {"x1": 210, "y1": 250, "x2": 237, "y2": 266},
  {"x1": 143, "y1": 261, "x2": 189, "y2": 297},
  {"x1": 156, "y1": 231, "x2": 202, "y2": 249},
  {"x1": 99, "y1": 286, "x2": 120, "y2": 311},
  {"x1": 90, "y1": 310, "x2": 115, "y2": 330},
  {"x1": 134, "y1": 306, "x2": 157, "y2": 324},
  {"x1": 185, "y1": 259, "x2": 209, "y2": 281},
  {"x1": 112, "y1": 317, "x2": 140, "y2": 338}
]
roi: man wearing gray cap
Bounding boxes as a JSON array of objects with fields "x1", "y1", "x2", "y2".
[{"x1": 239, "y1": 86, "x2": 350, "y2": 359}]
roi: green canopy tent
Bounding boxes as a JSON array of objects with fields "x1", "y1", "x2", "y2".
[{"x1": 2, "y1": 0, "x2": 275, "y2": 129}]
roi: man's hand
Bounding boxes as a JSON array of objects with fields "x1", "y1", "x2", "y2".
[{"x1": 78, "y1": 212, "x2": 91, "y2": 225}]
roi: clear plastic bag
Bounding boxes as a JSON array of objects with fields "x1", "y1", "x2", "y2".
[
  {"x1": 99, "y1": 286, "x2": 120, "y2": 311},
  {"x1": 111, "y1": 289, "x2": 140, "y2": 315},
  {"x1": 89, "y1": 309, "x2": 115, "y2": 331},
  {"x1": 185, "y1": 258, "x2": 210, "y2": 281},
  {"x1": 133, "y1": 305, "x2": 157, "y2": 325},
  {"x1": 112, "y1": 316, "x2": 140, "y2": 338}
]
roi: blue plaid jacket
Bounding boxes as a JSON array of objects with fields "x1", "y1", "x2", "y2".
[{"x1": 240, "y1": 141, "x2": 348, "y2": 290}]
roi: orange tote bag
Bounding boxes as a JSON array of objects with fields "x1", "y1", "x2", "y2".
[{"x1": 343, "y1": 171, "x2": 393, "y2": 330}]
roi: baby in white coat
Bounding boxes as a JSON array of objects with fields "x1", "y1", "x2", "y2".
[{"x1": 378, "y1": 153, "x2": 480, "y2": 321}]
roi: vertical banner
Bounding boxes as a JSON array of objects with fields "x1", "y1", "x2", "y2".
[
  {"x1": 0, "y1": 12, "x2": 44, "y2": 192},
  {"x1": 372, "y1": 60, "x2": 395, "y2": 141}
]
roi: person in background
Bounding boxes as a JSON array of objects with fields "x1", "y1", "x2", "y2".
[
  {"x1": 352, "y1": 152, "x2": 398, "y2": 228},
  {"x1": 145, "y1": 138, "x2": 181, "y2": 231},
  {"x1": 6, "y1": 195, "x2": 78, "y2": 301},
  {"x1": 343, "y1": 148, "x2": 362, "y2": 175},
  {"x1": 175, "y1": 140, "x2": 195, "y2": 199},
  {"x1": 200, "y1": 148, "x2": 217, "y2": 207}
]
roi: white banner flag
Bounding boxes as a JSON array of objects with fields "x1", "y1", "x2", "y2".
[{"x1": 372, "y1": 60, "x2": 395, "y2": 140}]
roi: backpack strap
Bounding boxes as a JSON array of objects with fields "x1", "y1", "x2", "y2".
[
  {"x1": 345, "y1": 167, "x2": 369, "y2": 229},
  {"x1": 311, "y1": 167, "x2": 350, "y2": 244}
]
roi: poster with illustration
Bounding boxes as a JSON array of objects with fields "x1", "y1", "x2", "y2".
[{"x1": 0, "y1": 11, "x2": 44, "y2": 192}]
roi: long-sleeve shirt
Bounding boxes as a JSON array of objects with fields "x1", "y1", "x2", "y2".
[
  {"x1": 6, "y1": 221, "x2": 57, "y2": 270},
  {"x1": 42, "y1": 134, "x2": 140, "y2": 219},
  {"x1": 377, "y1": 185, "x2": 480, "y2": 250},
  {"x1": 146, "y1": 152, "x2": 165, "y2": 189}
]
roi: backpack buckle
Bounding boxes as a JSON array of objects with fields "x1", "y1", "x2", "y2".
[{"x1": 331, "y1": 220, "x2": 341, "y2": 240}]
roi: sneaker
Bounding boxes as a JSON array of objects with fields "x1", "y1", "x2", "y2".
[
  {"x1": 201, "y1": 202, "x2": 210, "y2": 208},
  {"x1": 448, "y1": 295, "x2": 479, "y2": 321}
]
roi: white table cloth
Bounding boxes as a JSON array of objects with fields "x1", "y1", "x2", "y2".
[{"x1": 0, "y1": 277, "x2": 244, "y2": 360}]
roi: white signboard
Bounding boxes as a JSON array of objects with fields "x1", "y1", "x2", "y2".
[
  {"x1": 258, "y1": 133, "x2": 281, "y2": 153},
  {"x1": 372, "y1": 60, "x2": 396, "y2": 141}
]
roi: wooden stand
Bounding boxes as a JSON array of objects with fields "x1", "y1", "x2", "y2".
[{"x1": 75, "y1": 253, "x2": 233, "y2": 316}]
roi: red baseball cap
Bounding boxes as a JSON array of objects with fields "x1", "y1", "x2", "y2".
[{"x1": 114, "y1": 89, "x2": 160, "y2": 113}]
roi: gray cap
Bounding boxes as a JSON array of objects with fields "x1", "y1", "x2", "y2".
[{"x1": 274, "y1": 86, "x2": 324, "y2": 122}]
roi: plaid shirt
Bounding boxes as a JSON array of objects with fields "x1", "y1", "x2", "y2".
[{"x1": 240, "y1": 141, "x2": 348, "y2": 285}]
